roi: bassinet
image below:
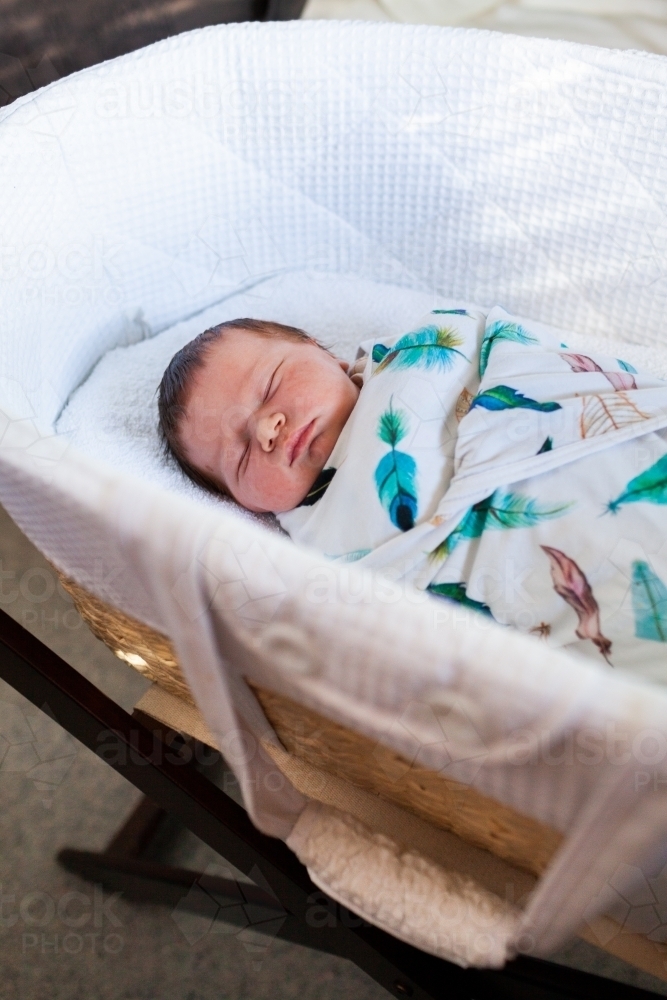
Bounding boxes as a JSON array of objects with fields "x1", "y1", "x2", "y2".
[{"x1": 2, "y1": 17, "x2": 667, "y2": 980}]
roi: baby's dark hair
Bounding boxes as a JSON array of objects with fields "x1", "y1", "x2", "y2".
[{"x1": 157, "y1": 317, "x2": 315, "y2": 496}]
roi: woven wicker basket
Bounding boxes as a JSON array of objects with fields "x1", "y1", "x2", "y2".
[
  {"x1": 58, "y1": 570, "x2": 194, "y2": 705},
  {"x1": 57, "y1": 568, "x2": 562, "y2": 876}
]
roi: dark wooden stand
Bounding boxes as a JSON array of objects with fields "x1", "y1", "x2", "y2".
[{"x1": 0, "y1": 606, "x2": 659, "y2": 1000}]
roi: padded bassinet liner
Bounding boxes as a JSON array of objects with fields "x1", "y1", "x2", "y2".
[{"x1": 4, "y1": 19, "x2": 667, "y2": 965}]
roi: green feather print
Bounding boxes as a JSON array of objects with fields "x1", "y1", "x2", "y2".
[
  {"x1": 377, "y1": 404, "x2": 408, "y2": 446},
  {"x1": 479, "y1": 321, "x2": 539, "y2": 377},
  {"x1": 429, "y1": 490, "x2": 572, "y2": 562},
  {"x1": 326, "y1": 549, "x2": 372, "y2": 563},
  {"x1": 632, "y1": 561, "x2": 667, "y2": 642},
  {"x1": 471, "y1": 385, "x2": 562, "y2": 413},
  {"x1": 372, "y1": 325, "x2": 469, "y2": 376},
  {"x1": 606, "y1": 454, "x2": 667, "y2": 513},
  {"x1": 427, "y1": 582, "x2": 493, "y2": 617},
  {"x1": 374, "y1": 401, "x2": 418, "y2": 532}
]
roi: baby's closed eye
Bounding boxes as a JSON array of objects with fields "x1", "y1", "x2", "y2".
[{"x1": 264, "y1": 363, "x2": 281, "y2": 401}]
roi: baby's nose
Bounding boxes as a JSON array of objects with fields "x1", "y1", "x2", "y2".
[{"x1": 256, "y1": 412, "x2": 286, "y2": 453}]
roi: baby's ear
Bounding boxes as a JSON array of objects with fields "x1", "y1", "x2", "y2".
[{"x1": 347, "y1": 354, "x2": 367, "y2": 387}]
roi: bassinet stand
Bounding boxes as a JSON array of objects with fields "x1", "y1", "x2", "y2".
[{"x1": 0, "y1": 607, "x2": 655, "y2": 1000}]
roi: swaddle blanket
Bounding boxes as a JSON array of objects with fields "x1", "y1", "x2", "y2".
[{"x1": 279, "y1": 306, "x2": 667, "y2": 681}]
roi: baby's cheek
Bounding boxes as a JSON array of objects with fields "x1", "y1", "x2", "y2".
[{"x1": 246, "y1": 465, "x2": 309, "y2": 513}]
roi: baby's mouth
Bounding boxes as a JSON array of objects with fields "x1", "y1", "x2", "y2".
[{"x1": 287, "y1": 419, "x2": 316, "y2": 466}]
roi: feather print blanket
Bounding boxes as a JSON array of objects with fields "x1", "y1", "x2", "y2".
[{"x1": 277, "y1": 306, "x2": 667, "y2": 682}]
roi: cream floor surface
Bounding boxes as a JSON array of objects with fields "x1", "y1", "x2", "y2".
[
  {"x1": 302, "y1": 0, "x2": 667, "y2": 54},
  {"x1": 1, "y1": 502, "x2": 667, "y2": 997}
]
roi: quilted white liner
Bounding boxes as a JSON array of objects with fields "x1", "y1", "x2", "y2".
[{"x1": 3, "y1": 20, "x2": 667, "y2": 966}]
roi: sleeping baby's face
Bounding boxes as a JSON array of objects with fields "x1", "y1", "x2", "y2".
[{"x1": 179, "y1": 329, "x2": 359, "y2": 513}]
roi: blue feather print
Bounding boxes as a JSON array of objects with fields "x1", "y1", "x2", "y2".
[
  {"x1": 372, "y1": 344, "x2": 390, "y2": 364},
  {"x1": 618, "y1": 359, "x2": 637, "y2": 374},
  {"x1": 432, "y1": 309, "x2": 469, "y2": 315},
  {"x1": 429, "y1": 490, "x2": 572, "y2": 562},
  {"x1": 374, "y1": 401, "x2": 418, "y2": 531},
  {"x1": 372, "y1": 325, "x2": 468, "y2": 376},
  {"x1": 632, "y1": 561, "x2": 667, "y2": 642},
  {"x1": 479, "y1": 321, "x2": 539, "y2": 377},
  {"x1": 471, "y1": 385, "x2": 562, "y2": 413}
]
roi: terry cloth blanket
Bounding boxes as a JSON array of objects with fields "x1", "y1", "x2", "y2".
[{"x1": 278, "y1": 306, "x2": 667, "y2": 682}]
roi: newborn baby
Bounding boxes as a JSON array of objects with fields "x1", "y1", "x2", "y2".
[
  {"x1": 158, "y1": 318, "x2": 361, "y2": 513},
  {"x1": 159, "y1": 308, "x2": 667, "y2": 683}
]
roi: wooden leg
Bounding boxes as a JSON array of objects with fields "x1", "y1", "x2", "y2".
[{"x1": 58, "y1": 794, "x2": 303, "y2": 939}]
